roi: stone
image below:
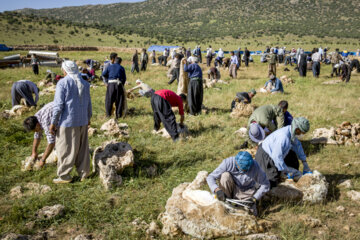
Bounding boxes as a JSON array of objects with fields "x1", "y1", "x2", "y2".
[
  {"x1": 39, "y1": 85, "x2": 56, "y2": 96},
  {"x1": 10, "y1": 183, "x2": 52, "y2": 199},
  {"x1": 2, "y1": 105, "x2": 33, "y2": 119},
  {"x1": 21, "y1": 151, "x2": 58, "y2": 171},
  {"x1": 146, "y1": 221, "x2": 160, "y2": 237},
  {"x1": 160, "y1": 171, "x2": 271, "y2": 239},
  {"x1": 230, "y1": 102, "x2": 256, "y2": 118},
  {"x1": 343, "y1": 225, "x2": 350, "y2": 231},
  {"x1": 322, "y1": 80, "x2": 342, "y2": 85},
  {"x1": 299, "y1": 215, "x2": 322, "y2": 228},
  {"x1": 152, "y1": 123, "x2": 189, "y2": 139},
  {"x1": 74, "y1": 234, "x2": 93, "y2": 240},
  {"x1": 349, "y1": 213, "x2": 355, "y2": 217},
  {"x1": 88, "y1": 127, "x2": 97, "y2": 137},
  {"x1": 92, "y1": 140, "x2": 134, "y2": 190},
  {"x1": 279, "y1": 75, "x2": 294, "y2": 85},
  {"x1": 336, "y1": 206, "x2": 345, "y2": 213},
  {"x1": 244, "y1": 233, "x2": 280, "y2": 240},
  {"x1": 9, "y1": 186, "x2": 22, "y2": 199},
  {"x1": 234, "y1": 127, "x2": 248, "y2": 138},
  {"x1": 267, "y1": 170, "x2": 328, "y2": 204},
  {"x1": 311, "y1": 127, "x2": 337, "y2": 145},
  {"x1": 36, "y1": 204, "x2": 65, "y2": 220},
  {"x1": 1, "y1": 233, "x2": 29, "y2": 240},
  {"x1": 338, "y1": 179, "x2": 352, "y2": 189},
  {"x1": 100, "y1": 119, "x2": 129, "y2": 138},
  {"x1": 346, "y1": 190, "x2": 360, "y2": 201}
]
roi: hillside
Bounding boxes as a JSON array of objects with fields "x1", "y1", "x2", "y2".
[{"x1": 17, "y1": 0, "x2": 360, "y2": 43}]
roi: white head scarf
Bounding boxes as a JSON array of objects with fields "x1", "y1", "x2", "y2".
[{"x1": 62, "y1": 60, "x2": 84, "y2": 97}]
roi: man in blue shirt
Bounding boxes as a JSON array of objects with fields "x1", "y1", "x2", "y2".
[
  {"x1": 184, "y1": 57, "x2": 203, "y2": 115},
  {"x1": 207, "y1": 151, "x2": 270, "y2": 216},
  {"x1": 264, "y1": 75, "x2": 284, "y2": 93},
  {"x1": 11, "y1": 80, "x2": 39, "y2": 107},
  {"x1": 49, "y1": 61, "x2": 92, "y2": 184},
  {"x1": 254, "y1": 117, "x2": 312, "y2": 188},
  {"x1": 102, "y1": 57, "x2": 127, "y2": 119}
]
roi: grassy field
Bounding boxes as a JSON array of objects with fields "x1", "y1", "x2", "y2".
[{"x1": 0, "y1": 50, "x2": 360, "y2": 239}]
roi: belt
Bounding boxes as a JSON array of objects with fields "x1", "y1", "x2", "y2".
[
  {"x1": 108, "y1": 79, "x2": 122, "y2": 85},
  {"x1": 190, "y1": 77, "x2": 202, "y2": 81}
]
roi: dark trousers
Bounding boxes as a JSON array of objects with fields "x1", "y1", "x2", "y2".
[
  {"x1": 188, "y1": 78, "x2": 203, "y2": 115},
  {"x1": 168, "y1": 68, "x2": 180, "y2": 84},
  {"x1": 312, "y1": 61, "x2": 320, "y2": 77},
  {"x1": 152, "y1": 58, "x2": 156, "y2": 64},
  {"x1": 278, "y1": 55, "x2": 284, "y2": 63},
  {"x1": 284, "y1": 56, "x2": 293, "y2": 66},
  {"x1": 245, "y1": 58, "x2": 249, "y2": 67},
  {"x1": 131, "y1": 63, "x2": 139, "y2": 73},
  {"x1": 105, "y1": 83, "x2": 125, "y2": 119},
  {"x1": 299, "y1": 64, "x2": 307, "y2": 77},
  {"x1": 151, "y1": 94, "x2": 178, "y2": 140},
  {"x1": 140, "y1": 61, "x2": 147, "y2": 71},
  {"x1": 32, "y1": 64, "x2": 39, "y2": 75},
  {"x1": 350, "y1": 59, "x2": 360, "y2": 73},
  {"x1": 331, "y1": 63, "x2": 339, "y2": 77},
  {"x1": 206, "y1": 56, "x2": 212, "y2": 67},
  {"x1": 11, "y1": 82, "x2": 36, "y2": 107},
  {"x1": 255, "y1": 145, "x2": 299, "y2": 188}
]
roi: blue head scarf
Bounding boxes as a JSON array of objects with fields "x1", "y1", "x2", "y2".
[{"x1": 235, "y1": 151, "x2": 254, "y2": 173}]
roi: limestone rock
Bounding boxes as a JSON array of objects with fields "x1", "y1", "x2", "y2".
[
  {"x1": 1, "y1": 105, "x2": 33, "y2": 119},
  {"x1": 311, "y1": 123, "x2": 360, "y2": 146},
  {"x1": 74, "y1": 234, "x2": 94, "y2": 240},
  {"x1": 88, "y1": 127, "x2": 97, "y2": 137},
  {"x1": 338, "y1": 179, "x2": 352, "y2": 189},
  {"x1": 336, "y1": 206, "x2": 345, "y2": 213},
  {"x1": 160, "y1": 171, "x2": 270, "y2": 239},
  {"x1": 322, "y1": 80, "x2": 342, "y2": 85},
  {"x1": 346, "y1": 190, "x2": 360, "y2": 201},
  {"x1": 279, "y1": 75, "x2": 294, "y2": 85},
  {"x1": 92, "y1": 140, "x2": 134, "y2": 190},
  {"x1": 299, "y1": 215, "x2": 322, "y2": 228},
  {"x1": 267, "y1": 170, "x2": 328, "y2": 204},
  {"x1": 100, "y1": 119, "x2": 129, "y2": 138},
  {"x1": 146, "y1": 221, "x2": 160, "y2": 237},
  {"x1": 234, "y1": 127, "x2": 248, "y2": 138},
  {"x1": 311, "y1": 127, "x2": 337, "y2": 145},
  {"x1": 244, "y1": 233, "x2": 280, "y2": 240},
  {"x1": 36, "y1": 204, "x2": 65, "y2": 220},
  {"x1": 203, "y1": 79, "x2": 229, "y2": 89},
  {"x1": 21, "y1": 151, "x2": 58, "y2": 171},
  {"x1": 0, "y1": 233, "x2": 29, "y2": 240},
  {"x1": 152, "y1": 123, "x2": 189, "y2": 139},
  {"x1": 39, "y1": 85, "x2": 56, "y2": 96},
  {"x1": 230, "y1": 102, "x2": 255, "y2": 118}
]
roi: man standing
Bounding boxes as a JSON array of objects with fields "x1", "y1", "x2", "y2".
[
  {"x1": 168, "y1": 54, "x2": 181, "y2": 85},
  {"x1": 131, "y1": 50, "x2": 139, "y2": 73},
  {"x1": 255, "y1": 117, "x2": 311, "y2": 188},
  {"x1": 278, "y1": 47, "x2": 285, "y2": 64},
  {"x1": 298, "y1": 50, "x2": 307, "y2": 77},
  {"x1": 206, "y1": 46, "x2": 213, "y2": 67},
  {"x1": 267, "y1": 49, "x2": 278, "y2": 77},
  {"x1": 206, "y1": 151, "x2": 270, "y2": 216},
  {"x1": 102, "y1": 53, "x2": 117, "y2": 83},
  {"x1": 151, "y1": 89, "x2": 186, "y2": 142},
  {"x1": 140, "y1": 48, "x2": 148, "y2": 71},
  {"x1": 229, "y1": 51, "x2": 238, "y2": 79},
  {"x1": 184, "y1": 57, "x2": 203, "y2": 115},
  {"x1": 235, "y1": 47, "x2": 241, "y2": 69},
  {"x1": 31, "y1": 54, "x2": 39, "y2": 75},
  {"x1": 102, "y1": 57, "x2": 127, "y2": 119},
  {"x1": 330, "y1": 49, "x2": 342, "y2": 77},
  {"x1": 244, "y1": 47, "x2": 250, "y2": 67},
  {"x1": 49, "y1": 61, "x2": 92, "y2": 184},
  {"x1": 11, "y1": 80, "x2": 39, "y2": 107},
  {"x1": 150, "y1": 50, "x2": 156, "y2": 64},
  {"x1": 23, "y1": 102, "x2": 56, "y2": 168},
  {"x1": 311, "y1": 48, "x2": 322, "y2": 77}
]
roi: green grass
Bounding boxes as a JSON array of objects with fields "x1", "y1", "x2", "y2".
[{"x1": 0, "y1": 52, "x2": 360, "y2": 239}]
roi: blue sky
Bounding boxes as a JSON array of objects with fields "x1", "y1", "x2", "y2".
[{"x1": 0, "y1": 0, "x2": 143, "y2": 12}]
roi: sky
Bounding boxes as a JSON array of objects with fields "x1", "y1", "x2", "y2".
[{"x1": 0, "y1": 0, "x2": 143, "y2": 12}]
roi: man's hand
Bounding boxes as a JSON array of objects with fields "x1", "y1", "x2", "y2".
[
  {"x1": 38, "y1": 159, "x2": 45, "y2": 168},
  {"x1": 49, "y1": 124, "x2": 57, "y2": 135},
  {"x1": 31, "y1": 152, "x2": 38, "y2": 160},
  {"x1": 215, "y1": 189, "x2": 226, "y2": 201},
  {"x1": 302, "y1": 161, "x2": 311, "y2": 173}
]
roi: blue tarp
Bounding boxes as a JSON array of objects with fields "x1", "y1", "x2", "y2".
[
  {"x1": 147, "y1": 45, "x2": 181, "y2": 52},
  {"x1": 0, "y1": 44, "x2": 13, "y2": 51}
]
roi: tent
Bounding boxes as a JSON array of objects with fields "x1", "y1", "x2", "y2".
[{"x1": 147, "y1": 45, "x2": 181, "y2": 53}]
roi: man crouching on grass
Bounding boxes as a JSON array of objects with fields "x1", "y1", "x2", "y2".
[
  {"x1": 23, "y1": 102, "x2": 56, "y2": 168},
  {"x1": 49, "y1": 60, "x2": 92, "y2": 184},
  {"x1": 206, "y1": 151, "x2": 270, "y2": 216}
]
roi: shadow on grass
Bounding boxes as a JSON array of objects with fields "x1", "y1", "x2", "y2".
[
  {"x1": 324, "y1": 173, "x2": 360, "y2": 202},
  {"x1": 206, "y1": 107, "x2": 230, "y2": 114},
  {"x1": 189, "y1": 124, "x2": 222, "y2": 137},
  {"x1": 301, "y1": 140, "x2": 325, "y2": 155}
]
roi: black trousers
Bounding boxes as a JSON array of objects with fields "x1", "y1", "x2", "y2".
[
  {"x1": 32, "y1": 64, "x2": 39, "y2": 75},
  {"x1": 168, "y1": 68, "x2": 180, "y2": 84},
  {"x1": 245, "y1": 58, "x2": 249, "y2": 67},
  {"x1": 255, "y1": 145, "x2": 299, "y2": 188},
  {"x1": 350, "y1": 59, "x2": 360, "y2": 73},
  {"x1": 140, "y1": 61, "x2": 147, "y2": 71},
  {"x1": 105, "y1": 82, "x2": 125, "y2": 119},
  {"x1": 312, "y1": 61, "x2": 320, "y2": 77},
  {"x1": 331, "y1": 63, "x2": 339, "y2": 77},
  {"x1": 151, "y1": 94, "x2": 178, "y2": 140},
  {"x1": 299, "y1": 64, "x2": 307, "y2": 77},
  {"x1": 206, "y1": 56, "x2": 212, "y2": 67},
  {"x1": 188, "y1": 78, "x2": 203, "y2": 115},
  {"x1": 278, "y1": 55, "x2": 284, "y2": 63},
  {"x1": 11, "y1": 82, "x2": 36, "y2": 107}
]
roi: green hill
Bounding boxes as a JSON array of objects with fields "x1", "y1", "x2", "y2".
[{"x1": 16, "y1": 0, "x2": 360, "y2": 43}]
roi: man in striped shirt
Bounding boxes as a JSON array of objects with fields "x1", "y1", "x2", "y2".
[{"x1": 23, "y1": 102, "x2": 55, "y2": 167}]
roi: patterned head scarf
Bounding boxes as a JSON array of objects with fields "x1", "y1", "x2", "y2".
[
  {"x1": 235, "y1": 151, "x2": 254, "y2": 173},
  {"x1": 291, "y1": 117, "x2": 310, "y2": 141},
  {"x1": 62, "y1": 60, "x2": 84, "y2": 97}
]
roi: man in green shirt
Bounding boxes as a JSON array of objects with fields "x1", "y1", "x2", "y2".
[{"x1": 267, "y1": 49, "x2": 278, "y2": 77}]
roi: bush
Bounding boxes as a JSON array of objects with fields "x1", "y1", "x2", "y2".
[
  {"x1": 46, "y1": 30, "x2": 54, "y2": 34},
  {"x1": 53, "y1": 39, "x2": 58, "y2": 44},
  {"x1": 85, "y1": 33, "x2": 90, "y2": 37}
]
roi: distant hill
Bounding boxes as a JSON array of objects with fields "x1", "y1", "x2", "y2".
[{"x1": 15, "y1": 0, "x2": 360, "y2": 43}]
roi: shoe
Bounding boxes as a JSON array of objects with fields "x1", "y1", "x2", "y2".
[
  {"x1": 234, "y1": 141, "x2": 248, "y2": 150},
  {"x1": 53, "y1": 176, "x2": 72, "y2": 184}
]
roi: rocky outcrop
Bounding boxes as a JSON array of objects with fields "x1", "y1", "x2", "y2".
[
  {"x1": 100, "y1": 119, "x2": 129, "y2": 138},
  {"x1": 346, "y1": 190, "x2": 360, "y2": 201},
  {"x1": 203, "y1": 78, "x2": 229, "y2": 89},
  {"x1": 234, "y1": 127, "x2": 248, "y2": 137},
  {"x1": 92, "y1": 140, "x2": 134, "y2": 190},
  {"x1": 1, "y1": 105, "x2": 34, "y2": 119},
  {"x1": 152, "y1": 123, "x2": 189, "y2": 139},
  {"x1": 10, "y1": 182, "x2": 51, "y2": 199},
  {"x1": 21, "y1": 151, "x2": 58, "y2": 171},
  {"x1": 36, "y1": 204, "x2": 65, "y2": 220},
  {"x1": 159, "y1": 171, "x2": 270, "y2": 239},
  {"x1": 311, "y1": 122, "x2": 360, "y2": 146},
  {"x1": 230, "y1": 102, "x2": 255, "y2": 118},
  {"x1": 266, "y1": 170, "x2": 328, "y2": 204},
  {"x1": 279, "y1": 75, "x2": 294, "y2": 85}
]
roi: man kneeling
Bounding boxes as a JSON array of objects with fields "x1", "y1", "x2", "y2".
[{"x1": 206, "y1": 151, "x2": 270, "y2": 216}]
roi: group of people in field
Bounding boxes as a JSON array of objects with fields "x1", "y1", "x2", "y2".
[{"x1": 13, "y1": 44, "x2": 358, "y2": 215}]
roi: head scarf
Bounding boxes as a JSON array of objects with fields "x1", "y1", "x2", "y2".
[
  {"x1": 62, "y1": 60, "x2": 84, "y2": 98},
  {"x1": 291, "y1": 117, "x2": 310, "y2": 141},
  {"x1": 250, "y1": 89, "x2": 257, "y2": 95},
  {"x1": 136, "y1": 79, "x2": 142, "y2": 84},
  {"x1": 189, "y1": 56, "x2": 198, "y2": 63},
  {"x1": 235, "y1": 151, "x2": 254, "y2": 173}
]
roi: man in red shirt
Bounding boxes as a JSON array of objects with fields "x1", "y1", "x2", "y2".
[{"x1": 151, "y1": 89, "x2": 187, "y2": 141}]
